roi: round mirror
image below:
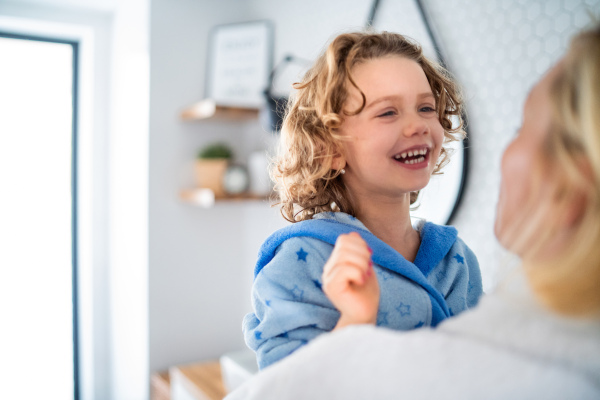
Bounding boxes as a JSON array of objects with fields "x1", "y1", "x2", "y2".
[
  {"x1": 411, "y1": 137, "x2": 468, "y2": 225},
  {"x1": 373, "y1": 0, "x2": 470, "y2": 225}
]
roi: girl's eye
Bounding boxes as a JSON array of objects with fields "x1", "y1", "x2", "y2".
[
  {"x1": 377, "y1": 110, "x2": 397, "y2": 117},
  {"x1": 419, "y1": 106, "x2": 436, "y2": 113}
]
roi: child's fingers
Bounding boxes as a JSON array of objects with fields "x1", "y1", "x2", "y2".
[
  {"x1": 323, "y1": 250, "x2": 372, "y2": 276},
  {"x1": 322, "y1": 232, "x2": 374, "y2": 289},
  {"x1": 332, "y1": 233, "x2": 373, "y2": 261},
  {"x1": 323, "y1": 262, "x2": 367, "y2": 287},
  {"x1": 336, "y1": 232, "x2": 370, "y2": 252},
  {"x1": 323, "y1": 262, "x2": 367, "y2": 291}
]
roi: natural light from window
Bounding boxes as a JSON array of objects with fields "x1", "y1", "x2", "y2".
[{"x1": 0, "y1": 35, "x2": 75, "y2": 399}]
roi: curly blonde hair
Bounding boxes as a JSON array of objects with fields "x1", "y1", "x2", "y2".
[{"x1": 272, "y1": 31, "x2": 465, "y2": 222}]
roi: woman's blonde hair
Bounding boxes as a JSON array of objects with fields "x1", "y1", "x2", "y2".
[
  {"x1": 271, "y1": 31, "x2": 465, "y2": 222},
  {"x1": 523, "y1": 23, "x2": 600, "y2": 316}
]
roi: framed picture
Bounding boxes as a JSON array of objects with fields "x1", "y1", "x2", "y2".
[{"x1": 205, "y1": 21, "x2": 273, "y2": 108}]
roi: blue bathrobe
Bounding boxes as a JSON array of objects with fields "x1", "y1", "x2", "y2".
[{"x1": 243, "y1": 212, "x2": 482, "y2": 369}]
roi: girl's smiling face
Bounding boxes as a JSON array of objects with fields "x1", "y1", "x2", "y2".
[{"x1": 337, "y1": 56, "x2": 445, "y2": 201}]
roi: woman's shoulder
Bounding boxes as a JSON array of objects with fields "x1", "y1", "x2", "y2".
[
  {"x1": 230, "y1": 305, "x2": 600, "y2": 399},
  {"x1": 439, "y1": 286, "x2": 600, "y2": 382}
]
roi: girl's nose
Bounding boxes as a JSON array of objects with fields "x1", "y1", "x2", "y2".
[{"x1": 402, "y1": 114, "x2": 428, "y2": 137}]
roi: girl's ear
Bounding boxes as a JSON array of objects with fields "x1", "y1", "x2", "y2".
[{"x1": 331, "y1": 152, "x2": 346, "y2": 172}]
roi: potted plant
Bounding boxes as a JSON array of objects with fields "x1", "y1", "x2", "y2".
[{"x1": 195, "y1": 142, "x2": 233, "y2": 198}]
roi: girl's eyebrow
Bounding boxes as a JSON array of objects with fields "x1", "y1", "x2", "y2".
[{"x1": 364, "y1": 92, "x2": 435, "y2": 110}]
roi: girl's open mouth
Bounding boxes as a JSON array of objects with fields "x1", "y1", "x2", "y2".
[{"x1": 392, "y1": 147, "x2": 430, "y2": 168}]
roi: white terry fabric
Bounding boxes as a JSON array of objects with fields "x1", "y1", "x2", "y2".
[{"x1": 226, "y1": 269, "x2": 600, "y2": 400}]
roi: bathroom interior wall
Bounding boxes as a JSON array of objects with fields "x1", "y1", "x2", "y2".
[{"x1": 150, "y1": 0, "x2": 599, "y2": 375}]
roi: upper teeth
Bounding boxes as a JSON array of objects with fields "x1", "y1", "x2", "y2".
[{"x1": 394, "y1": 148, "x2": 428, "y2": 161}]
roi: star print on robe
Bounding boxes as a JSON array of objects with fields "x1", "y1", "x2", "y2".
[
  {"x1": 413, "y1": 321, "x2": 424, "y2": 328},
  {"x1": 291, "y1": 285, "x2": 304, "y2": 301},
  {"x1": 377, "y1": 269, "x2": 391, "y2": 281},
  {"x1": 377, "y1": 312, "x2": 389, "y2": 325},
  {"x1": 312, "y1": 279, "x2": 322, "y2": 289},
  {"x1": 265, "y1": 300, "x2": 271, "y2": 307},
  {"x1": 468, "y1": 281, "x2": 475, "y2": 293},
  {"x1": 255, "y1": 331, "x2": 262, "y2": 340},
  {"x1": 296, "y1": 248, "x2": 308, "y2": 262},
  {"x1": 453, "y1": 253, "x2": 465, "y2": 264},
  {"x1": 436, "y1": 270, "x2": 446, "y2": 282},
  {"x1": 396, "y1": 302, "x2": 411, "y2": 316}
]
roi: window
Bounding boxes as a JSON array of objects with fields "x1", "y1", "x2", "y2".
[{"x1": 0, "y1": 32, "x2": 79, "y2": 400}]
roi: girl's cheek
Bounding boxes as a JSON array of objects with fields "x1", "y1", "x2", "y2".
[{"x1": 433, "y1": 142, "x2": 443, "y2": 161}]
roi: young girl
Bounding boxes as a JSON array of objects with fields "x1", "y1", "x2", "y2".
[{"x1": 243, "y1": 31, "x2": 483, "y2": 369}]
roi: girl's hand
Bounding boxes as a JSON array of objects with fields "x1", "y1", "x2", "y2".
[{"x1": 322, "y1": 232, "x2": 380, "y2": 330}]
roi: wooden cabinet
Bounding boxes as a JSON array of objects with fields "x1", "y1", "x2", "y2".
[{"x1": 151, "y1": 361, "x2": 227, "y2": 400}]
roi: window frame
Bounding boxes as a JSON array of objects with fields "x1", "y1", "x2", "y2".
[{"x1": 0, "y1": 30, "x2": 81, "y2": 400}]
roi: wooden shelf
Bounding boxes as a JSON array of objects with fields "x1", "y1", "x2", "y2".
[
  {"x1": 180, "y1": 188, "x2": 271, "y2": 207},
  {"x1": 180, "y1": 99, "x2": 259, "y2": 121},
  {"x1": 169, "y1": 360, "x2": 227, "y2": 400}
]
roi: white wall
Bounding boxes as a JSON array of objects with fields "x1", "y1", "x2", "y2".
[{"x1": 149, "y1": 0, "x2": 246, "y2": 374}]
